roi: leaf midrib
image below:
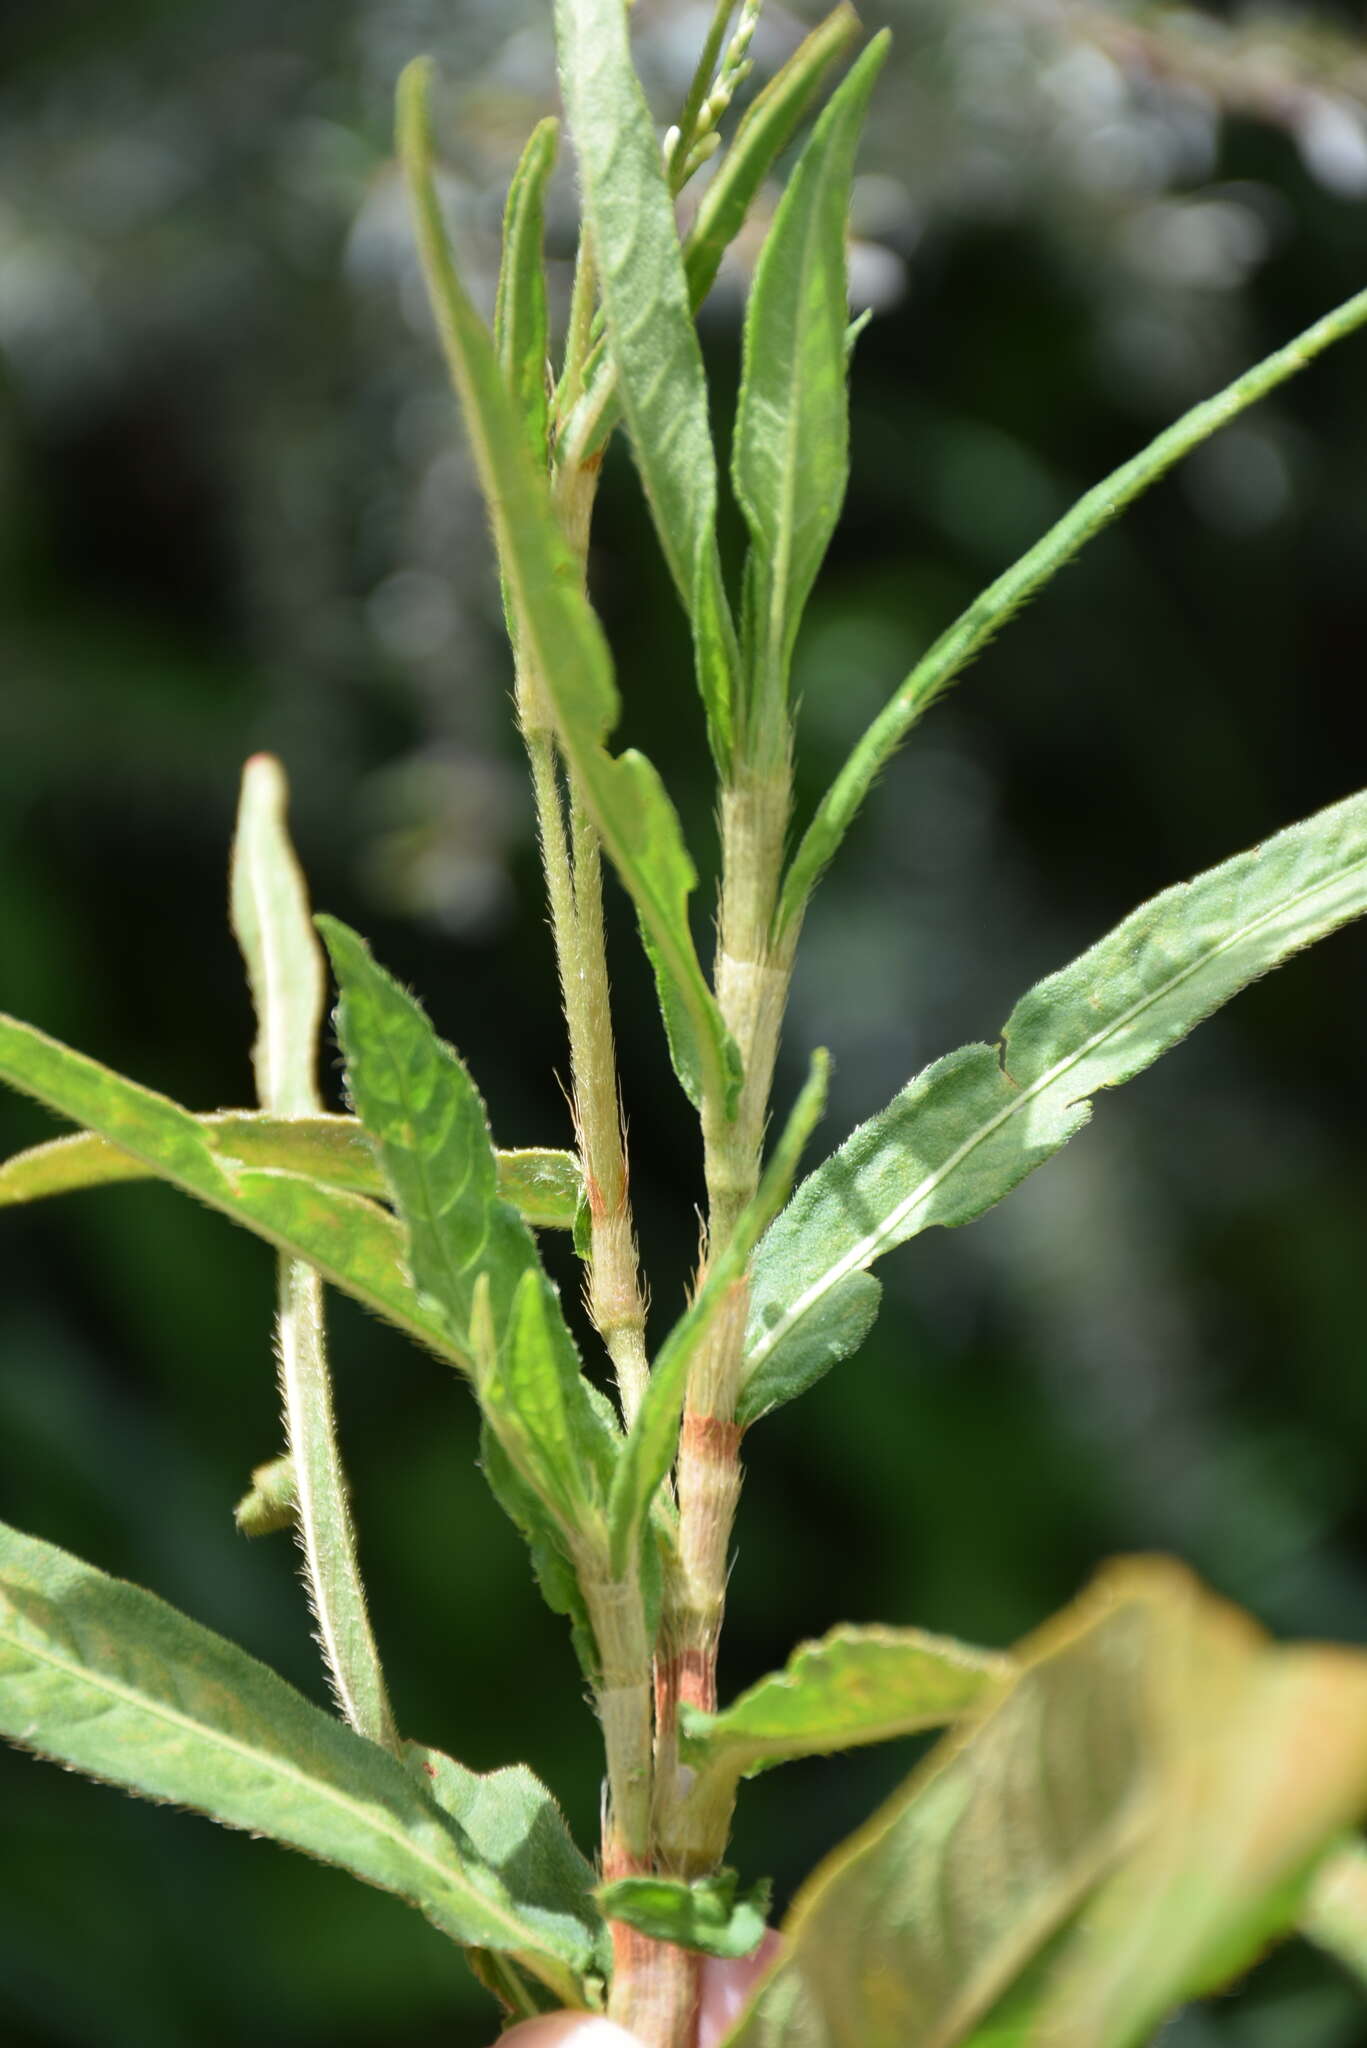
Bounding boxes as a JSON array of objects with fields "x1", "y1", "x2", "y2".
[
  {"x1": 0, "y1": 1608, "x2": 546, "y2": 1955},
  {"x1": 749, "y1": 844, "x2": 1367, "y2": 1371}
]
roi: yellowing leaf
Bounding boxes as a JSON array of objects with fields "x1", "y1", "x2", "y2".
[{"x1": 722, "y1": 1560, "x2": 1367, "y2": 2048}]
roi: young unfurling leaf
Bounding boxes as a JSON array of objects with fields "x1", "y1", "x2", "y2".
[{"x1": 494, "y1": 116, "x2": 558, "y2": 471}]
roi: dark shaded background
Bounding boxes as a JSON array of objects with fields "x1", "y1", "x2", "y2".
[{"x1": 2, "y1": 2, "x2": 1365, "y2": 2042}]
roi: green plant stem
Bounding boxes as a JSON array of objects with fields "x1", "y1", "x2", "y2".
[
  {"x1": 570, "y1": 788, "x2": 651, "y2": 1423},
  {"x1": 508, "y1": 406, "x2": 650, "y2": 1429},
  {"x1": 660, "y1": 754, "x2": 795, "y2": 1874},
  {"x1": 274, "y1": 1261, "x2": 400, "y2": 1753},
  {"x1": 520, "y1": 707, "x2": 649, "y2": 1428},
  {"x1": 583, "y1": 1562, "x2": 699, "y2": 2047}
]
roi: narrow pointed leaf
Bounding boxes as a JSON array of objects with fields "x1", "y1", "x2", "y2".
[
  {"x1": 721, "y1": 1560, "x2": 1367, "y2": 2048},
  {"x1": 745, "y1": 788, "x2": 1367, "y2": 1418},
  {"x1": 0, "y1": 1010, "x2": 460, "y2": 1361},
  {"x1": 734, "y1": 35, "x2": 888, "y2": 705},
  {"x1": 396, "y1": 60, "x2": 737, "y2": 1116},
  {"x1": 231, "y1": 753, "x2": 399, "y2": 1755},
  {"x1": 778, "y1": 283, "x2": 1367, "y2": 934},
  {"x1": 606, "y1": 1050, "x2": 831, "y2": 1574},
  {"x1": 684, "y1": 5, "x2": 862, "y2": 312},
  {"x1": 406, "y1": 1742, "x2": 608, "y2": 1980},
  {"x1": 231, "y1": 752, "x2": 326, "y2": 1119},
  {"x1": 680, "y1": 1623, "x2": 1009, "y2": 1783},
  {"x1": 0, "y1": 1518, "x2": 597, "y2": 2001},
  {"x1": 318, "y1": 918, "x2": 559, "y2": 1353},
  {"x1": 0, "y1": 1116, "x2": 581, "y2": 1228},
  {"x1": 494, "y1": 117, "x2": 558, "y2": 470},
  {"x1": 318, "y1": 919, "x2": 619, "y2": 1532},
  {"x1": 600, "y1": 1868, "x2": 771, "y2": 1961},
  {"x1": 554, "y1": 0, "x2": 737, "y2": 771}
]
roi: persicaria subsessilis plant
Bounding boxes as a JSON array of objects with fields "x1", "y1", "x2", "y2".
[{"x1": 3, "y1": 4, "x2": 1366, "y2": 2044}]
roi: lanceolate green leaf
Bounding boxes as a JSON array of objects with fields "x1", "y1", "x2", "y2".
[
  {"x1": 778, "y1": 283, "x2": 1367, "y2": 936},
  {"x1": 318, "y1": 919, "x2": 619, "y2": 1531},
  {"x1": 722, "y1": 1561, "x2": 1367, "y2": 2048},
  {"x1": 733, "y1": 35, "x2": 888, "y2": 712},
  {"x1": 0, "y1": 1518, "x2": 599, "y2": 2003},
  {"x1": 0, "y1": 1011, "x2": 459, "y2": 1362},
  {"x1": 744, "y1": 788, "x2": 1367, "y2": 1420},
  {"x1": 318, "y1": 916, "x2": 548, "y2": 1354},
  {"x1": 494, "y1": 116, "x2": 558, "y2": 470},
  {"x1": 553, "y1": 0, "x2": 737, "y2": 771},
  {"x1": 396, "y1": 59, "x2": 738, "y2": 1119},
  {"x1": 684, "y1": 5, "x2": 862, "y2": 313},
  {"x1": 0, "y1": 1116, "x2": 582, "y2": 1229},
  {"x1": 680, "y1": 1623, "x2": 1008, "y2": 1783}
]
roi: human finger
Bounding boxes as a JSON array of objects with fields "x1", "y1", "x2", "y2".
[
  {"x1": 695, "y1": 1931, "x2": 783, "y2": 2048},
  {"x1": 494, "y1": 2016, "x2": 644, "y2": 2047}
]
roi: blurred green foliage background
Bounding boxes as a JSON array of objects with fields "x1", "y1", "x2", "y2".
[{"x1": 2, "y1": 1, "x2": 1366, "y2": 2042}]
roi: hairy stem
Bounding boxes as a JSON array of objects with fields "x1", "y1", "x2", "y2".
[
  {"x1": 585, "y1": 1567, "x2": 699, "y2": 2048},
  {"x1": 231, "y1": 757, "x2": 398, "y2": 1754},
  {"x1": 274, "y1": 1260, "x2": 399, "y2": 1752},
  {"x1": 570, "y1": 790, "x2": 651, "y2": 1424},
  {"x1": 661, "y1": 755, "x2": 795, "y2": 1872}
]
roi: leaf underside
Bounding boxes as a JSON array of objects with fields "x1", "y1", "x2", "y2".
[
  {"x1": 744, "y1": 787, "x2": 1367, "y2": 1421},
  {"x1": 721, "y1": 1559, "x2": 1367, "y2": 2048}
]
